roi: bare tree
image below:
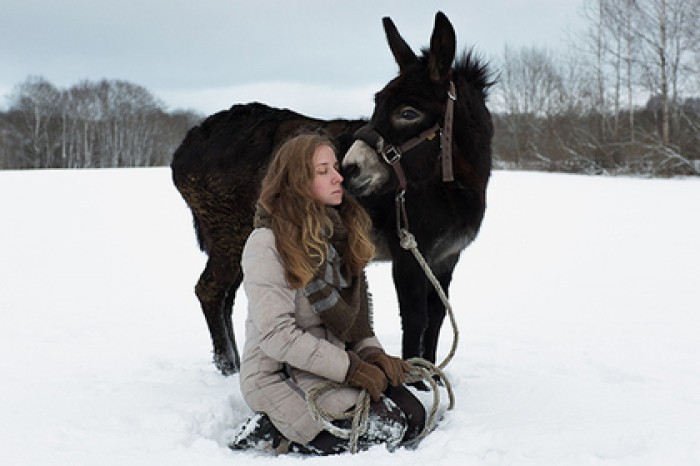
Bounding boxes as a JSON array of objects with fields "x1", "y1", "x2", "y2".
[
  {"x1": 590, "y1": 0, "x2": 642, "y2": 142},
  {"x1": 5, "y1": 76, "x2": 62, "y2": 168},
  {"x1": 498, "y1": 45, "x2": 568, "y2": 117},
  {"x1": 629, "y1": 0, "x2": 698, "y2": 144}
]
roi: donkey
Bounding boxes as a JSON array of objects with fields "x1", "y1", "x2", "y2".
[{"x1": 171, "y1": 11, "x2": 494, "y2": 375}]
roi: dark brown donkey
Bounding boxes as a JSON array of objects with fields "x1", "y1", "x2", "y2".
[{"x1": 171, "y1": 11, "x2": 495, "y2": 375}]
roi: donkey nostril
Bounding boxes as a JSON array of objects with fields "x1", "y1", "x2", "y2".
[{"x1": 342, "y1": 163, "x2": 360, "y2": 180}]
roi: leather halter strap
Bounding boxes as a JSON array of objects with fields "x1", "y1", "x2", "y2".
[
  {"x1": 380, "y1": 123, "x2": 439, "y2": 191},
  {"x1": 441, "y1": 81, "x2": 457, "y2": 182}
]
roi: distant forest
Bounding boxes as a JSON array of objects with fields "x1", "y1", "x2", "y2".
[
  {"x1": 0, "y1": 78, "x2": 202, "y2": 170},
  {"x1": 2, "y1": 0, "x2": 699, "y2": 177}
]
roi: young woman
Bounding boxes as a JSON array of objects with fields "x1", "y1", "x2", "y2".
[{"x1": 230, "y1": 133, "x2": 426, "y2": 455}]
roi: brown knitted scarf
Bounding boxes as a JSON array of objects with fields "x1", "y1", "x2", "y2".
[{"x1": 253, "y1": 204, "x2": 374, "y2": 344}]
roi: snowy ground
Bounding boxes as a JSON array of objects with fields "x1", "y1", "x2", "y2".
[{"x1": 1, "y1": 167, "x2": 699, "y2": 466}]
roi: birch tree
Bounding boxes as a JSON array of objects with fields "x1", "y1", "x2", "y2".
[
  {"x1": 627, "y1": 0, "x2": 698, "y2": 144},
  {"x1": 6, "y1": 76, "x2": 62, "y2": 168}
]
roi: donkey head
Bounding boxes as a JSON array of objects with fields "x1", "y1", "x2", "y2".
[{"x1": 342, "y1": 12, "x2": 458, "y2": 197}]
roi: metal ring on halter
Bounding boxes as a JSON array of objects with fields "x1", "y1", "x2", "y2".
[
  {"x1": 381, "y1": 145, "x2": 402, "y2": 165},
  {"x1": 395, "y1": 189, "x2": 409, "y2": 235}
]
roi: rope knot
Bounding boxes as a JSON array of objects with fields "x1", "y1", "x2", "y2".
[{"x1": 399, "y1": 229, "x2": 417, "y2": 250}]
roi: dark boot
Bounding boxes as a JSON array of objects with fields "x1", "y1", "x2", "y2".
[
  {"x1": 229, "y1": 413, "x2": 285, "y2": 452},
  {"x1": 385, "y1": 384, "x2": 427, "y2": 448},
  {"x1": 362, "y1": 395, "x2": 407, "y2": 451}
]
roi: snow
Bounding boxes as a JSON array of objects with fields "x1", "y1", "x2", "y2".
[{"x1": 1, "y1": 167, "x2": 699, "y2": 465}]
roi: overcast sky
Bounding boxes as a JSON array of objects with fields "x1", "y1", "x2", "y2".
[{"x1": 1, "y1": 0, "x2": 585, "y2": 118}]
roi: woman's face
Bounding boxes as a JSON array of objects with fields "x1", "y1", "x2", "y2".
[{"x1": 310, "y1": 144, "x2": 344, "y2": 206}]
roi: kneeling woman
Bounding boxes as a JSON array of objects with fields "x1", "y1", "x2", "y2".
[{"x1": 230, "y1": 133, "x2": 425, "y2": 455}]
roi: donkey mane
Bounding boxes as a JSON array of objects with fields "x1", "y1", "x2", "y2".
[
  {"x1": 412, "y1": 47, "x2": 495, "y2": 98},
  {"x1": 454, "y1": 50, "x2": 497, "y2": 98}
]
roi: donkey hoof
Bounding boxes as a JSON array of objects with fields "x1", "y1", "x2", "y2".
[{"x1": 214, "y1": 353, "x2": 239, "y2": 376}]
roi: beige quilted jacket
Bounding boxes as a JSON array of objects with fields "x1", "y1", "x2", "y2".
[{"x1": 239, "y1": 228, "x2": 382, "y2": 444}]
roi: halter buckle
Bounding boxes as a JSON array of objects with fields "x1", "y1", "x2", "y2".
[{"x1": 381, "y1": 145, "x2": 402, "y2": 165}]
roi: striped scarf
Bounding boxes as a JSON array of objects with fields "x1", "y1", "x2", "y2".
[{"x1": 253, "y1": 204, "x2": 374, "y2": 344}]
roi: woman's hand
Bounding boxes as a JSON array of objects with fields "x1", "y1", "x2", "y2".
[
  {"x1": 345, "y1": 351, "x2": 388, "y2": 401},
  {"x1": 358, "y1": 348, "x2": 411, "y2": 386}
]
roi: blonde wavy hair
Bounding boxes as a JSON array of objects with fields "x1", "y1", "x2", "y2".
[{"x1": 258, "y1": 132, "x2": 375, "y2": 288}]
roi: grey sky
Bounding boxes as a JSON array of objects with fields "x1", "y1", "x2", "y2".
[{"x1": 1, "y1": 0, "x2": 584, "y2": 118}]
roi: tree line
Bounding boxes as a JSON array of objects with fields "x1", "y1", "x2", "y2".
[
  {"x1": 0, "y1": 77, "x2": 202, "y2": 169},
  {"x1": 2, "y1": 0, "x2": 699, "y2": 177},
  {"x1": 493, "y1": 0, "x2": 700, "y2": 176}
]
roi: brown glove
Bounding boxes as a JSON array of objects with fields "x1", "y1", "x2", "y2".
[
  {"x1": 345, "y1": 351, "x2": 388, "y2": 402},
  {"x1": 358, "y1": 347, "x2": 411, "y2": 386}
]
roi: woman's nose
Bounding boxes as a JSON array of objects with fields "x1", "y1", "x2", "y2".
[{"x1": 333, "y1": 169, "x2": 343, "y2": 183}]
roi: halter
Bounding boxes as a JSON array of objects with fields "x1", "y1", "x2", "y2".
[
  {"x1": 354, "y1": 80, "x2": 457, "y2": 234},
  {"x1": 356, "y1": 80, "x2": 457, "y2": 193}
]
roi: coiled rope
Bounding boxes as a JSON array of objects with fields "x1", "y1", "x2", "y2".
[{"x1": 307, "y1": 227, "x2": 460, "y2": 453}]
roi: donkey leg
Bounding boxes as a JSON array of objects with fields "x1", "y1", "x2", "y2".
[
  {"x1": 422, "y1": 291, "x2": 448, "y2": 365},
  {"x1": 221, "y1": 273, "x2": 243, "y2": 370},
  {"x1": 195, "y1": 255, "x2": 240, "y2": 375},
  {"x1": 422, "y1": 264, "x2": 456, "y2": 365},
  {"x1": 392, "y1": 256, "x2": 429, "y2": 361}
]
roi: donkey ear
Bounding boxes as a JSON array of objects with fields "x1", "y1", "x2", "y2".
[
  {"x1": 428, "y1": 11, "x2": 456, "y2": 82},
  {"x1": 383, "y1": 16, "x2": 418, "y2": 72}
]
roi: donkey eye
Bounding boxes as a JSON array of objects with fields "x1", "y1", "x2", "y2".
[
  {"x1": 393, "y1": 106, "x2": 424, "y2": 128},
  {"x1": 400, "y1": 108, "x2": 420, "y2": 120}
]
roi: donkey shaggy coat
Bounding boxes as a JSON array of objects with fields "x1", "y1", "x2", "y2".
[{"x1": 171, "y1": 11, "x2": 494, "y2": 375}]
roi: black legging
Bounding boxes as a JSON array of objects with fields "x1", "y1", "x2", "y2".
[{"x1": 296, "y1": 384, "x2": 427, "y2": 455}]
